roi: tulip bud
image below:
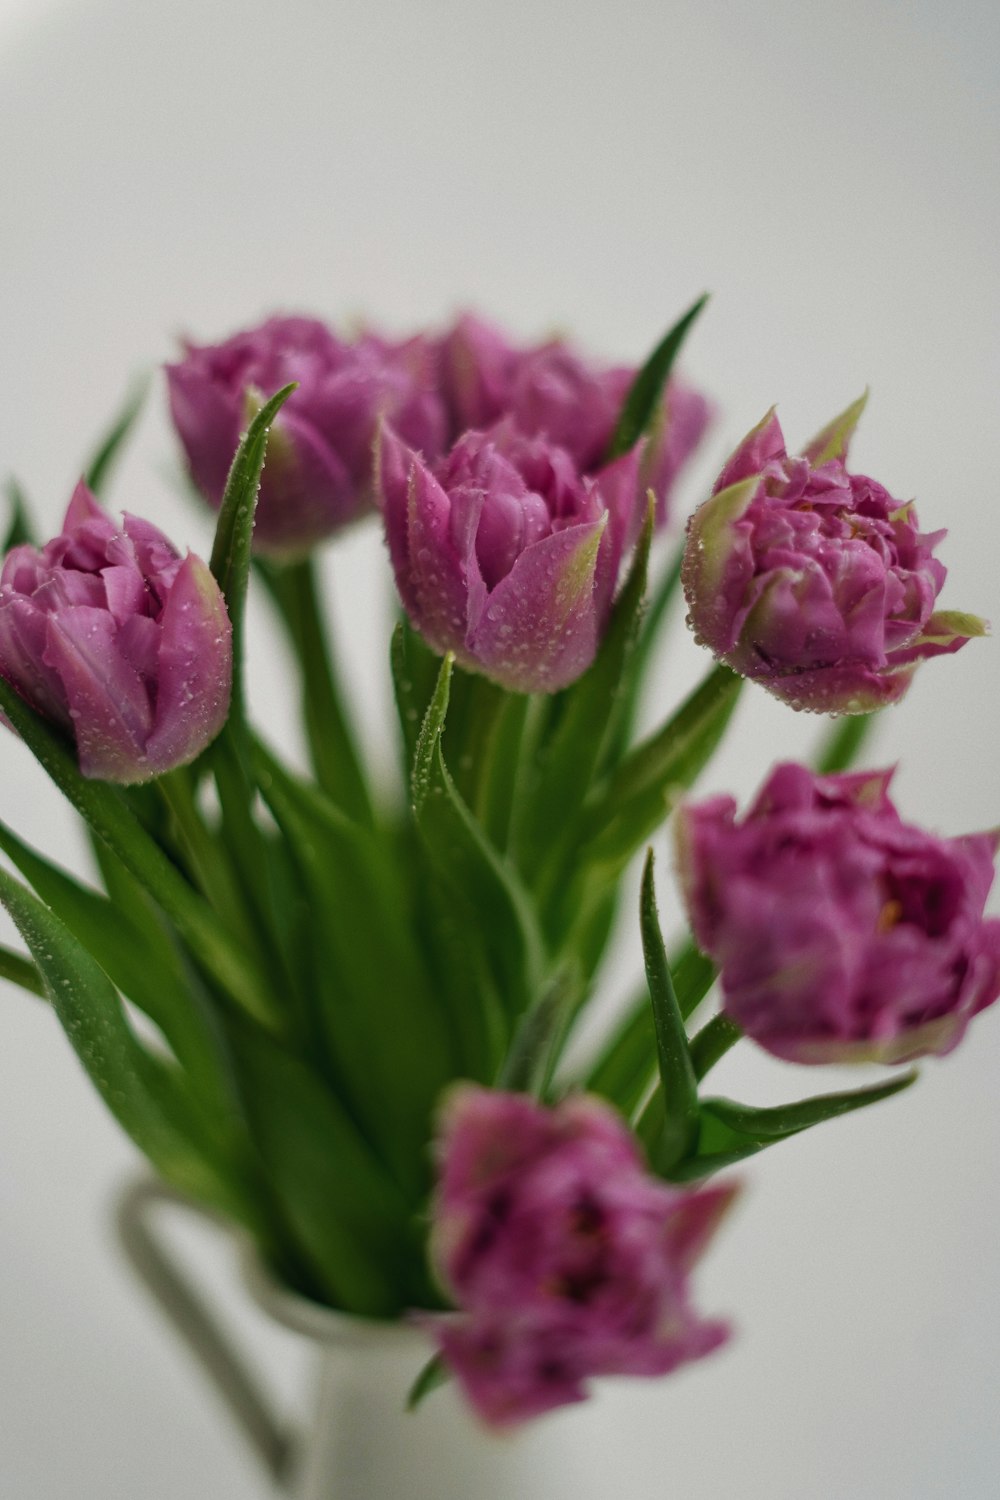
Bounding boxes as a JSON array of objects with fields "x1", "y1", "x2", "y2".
[
  {"x1": 377, "y1": 421, "x2": 642, "y2": 693},
  {"x1": 675, "y1": 761, "x2": 1000, "y2": 1064},
  {"x1": 439, "y1": 313, "x2": 711, "y2": 521},
  {"x1": 682, "y1": 401, "x2": 986, "y2": 713},
  {"x1": 167, "y1": 315, "x2": 447, "y2": 557},
  {"x1": 424, "y1": 1085, "x2": 735, "y2": 1427},
  {"x1": 0, "y1": 483, "x2": 232, "y2": 782}
]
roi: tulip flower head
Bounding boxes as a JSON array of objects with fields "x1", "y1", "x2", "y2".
[
  {"x1": 425, "y1": 1085, "x2": 736, "y2": 1427},
  {"x1": 439, "y1": 313, "x2": 711, "y2": 522},
  {"x1": 0, "y1": 483, "x2": 232, "y2": 782},
  {"x1": 167, "y1": 315, "x2": 447, "y2": 557},
  {"x1": 676, "y1": 762, "x2": 1000, "y2": 1064},
  {"x1": 378, "y1": 421, "x2": 644, "y2": 693},
  {"x1": 682, "y1": 400, "x2": 986, "y2": 713}
]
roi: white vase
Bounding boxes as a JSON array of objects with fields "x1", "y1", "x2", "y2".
[{"x1": 115, "y1": 1176, "x2": 634, "y2": 1500}]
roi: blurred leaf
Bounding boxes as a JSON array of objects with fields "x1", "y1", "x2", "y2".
[
  {"x1": 230, "y1": 1018, "x2": 424, "y2": 1315},
  {"x1": 0, "y1": 942, "x2": 45, "y2": 997},
  {"x1": 608, "y1": 295, "x2": 709, "y2": 459},
  {"x1": 636, "y1": 852, "x2": 699, "y2": 1172},
  {"x1": 814, "y1": 713, "x2": 876, "y2": 775},
  {"x1": 407, "y1": 1353, "x2": 450, "y2": 1412},
  {"x1": 256, "y1": 555, "x2": 373, "y2": 823},
  {"x1": 0, "y1": 812, "x2": 236, "y2": 1112},
  {"x1": 253, "y1": 737, "x2": 453, "y2": 1193},
  {"x1": 0, "y1": 678, "x2": 279, "y2": 1029},
  {"x1": 85, "y1": 374, "x2": 151, "y2": 496},
  {"x1": 391, "y1": 619, "x2": 443, "y2": 776},
  {"x1": 2, "y1": 478, "x2": 35, "y2": 550},
  {"x1": 0, "y1": 862, "x2": 246, "y2": 1217}
]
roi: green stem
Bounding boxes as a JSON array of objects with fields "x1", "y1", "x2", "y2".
[
  {"x1": 257, "y1": 556, "x2": 374, "y2": 826},
  {"x1": 689, "y1": 1012, "x2": 742, "y2": 1081},
  {"x1": 814, "y1": 712, "x2": 876, "y2": 775}
]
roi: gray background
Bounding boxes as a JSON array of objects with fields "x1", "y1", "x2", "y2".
[{"x1": 1, "y1": 0, "x2": 998, "y2": 1495}]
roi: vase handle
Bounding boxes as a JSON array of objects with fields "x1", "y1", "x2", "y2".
[{"x1": 115, "y1": 1174, "x2": 298, "y2": 1491}]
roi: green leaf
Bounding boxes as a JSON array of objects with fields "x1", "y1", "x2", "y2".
[
  {"x1": 410, "y1": 656, "x2": 546, "y2": 1028},
  {"x1": 407, "y1": 1353, "x2": 450, "y2": 1412},
  {"x1": 252, "y1": 738, "x2": 453, "y2": 1192},
  {"x1": 608, "y1": 295, "x2": 709, "y2": 459},
  {"x1": 3, "y1": 477, "x2": 35, "y2": 550},
  {"x1": 581, "y1": 663, "x2": 742, "y2": 870},
  {"x1": 522, "y1": 500, "x2": 654, "y2": 888},
  {"x1": 585, "y1": 940, "x2": 716, "y2": 1114},
  {"x1": 668, "y1": 1070, "x2": 918, "y2": 1181},
  {"x1": 814, "y1": 713, "x2": 876, "y2": 775},
  {"x1": 229, "y1": 1018, "x2": 423, "y2": 1316},
  {"x1": 255, "y1": 556, "x2": 373, "y2": 824},
  {"x1": 0, "y1": 678, "x2": 280, "y2": 1030},
  {"x1": 209, "y1": 383, "x2": 297, "y2": 705},
  {"x1": 635, "y1": 852, "x2": 699, "y2": 1171},
  {"x1": 688, "y1": 1012, "x2": 743, "y2": 1081},
  {"x1": 0, "y1": 863, "x2": 244, "y2": 1215},
  {"x1": 601, "y1": 537, "x2": 685, "y2": 769},
  {"x1": 84, "y1": 374, "x2": 150, "y2": 496},
  {"x1": 390, "y1": 619, "x2": 443, "y2": 775},
  {"x1": 499, "y1": 968, "x2": 579, "y2": 1096},
  {"x1": 0, "y1": 941, "x2": 45, "y2": 997},
  {"x1": 0, "y1": 812, "x2": 234, "y2": 1107}
]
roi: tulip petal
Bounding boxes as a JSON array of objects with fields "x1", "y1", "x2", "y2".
[
  {"x1": 144, "y1": 554, "x2": 232, "y2": 774},
  {"x1": 470, "y1": 519, "x2": 607, "y2": 692},
  {"x1": 714, "y1": 407, "x2": 784, "y2": 491},
  {"x1": 42, "y1": 606, "x2": 153, "y2": 780},
  {"x1": 405, "y1": 453, "x2": 477, "y2": 660}
]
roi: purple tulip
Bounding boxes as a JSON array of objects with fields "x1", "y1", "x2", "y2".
[
  {"x1": 676, "y1": 762, "x2": 1000, "y2": 1065},
  {"x1": 682, "y1": 400, "x2": 986, "y2": 713},
  {"x1": 439, "y1": 313, "x2": 711, "y2": 521},
  {"x1": 0, "y1": 483, "x2": 232, "y2": 783},
  {"x1": 377, "y1": 420, "x2": 643, "y2": 693},
  {"x1": 167, "y1": 315, "x2": 447, "y2": 557},
  {"x1": 424, "y1": 1085, "x2": 736, "y2": 1428}
]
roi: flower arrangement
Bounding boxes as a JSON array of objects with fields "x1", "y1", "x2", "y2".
[{"x1": 0, "y1": 298, "x2": 995, "y2": 1434}]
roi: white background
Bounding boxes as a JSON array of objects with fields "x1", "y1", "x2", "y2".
[{"x1": 1, "y1": 1, "x2": 998, "y2": 1496}]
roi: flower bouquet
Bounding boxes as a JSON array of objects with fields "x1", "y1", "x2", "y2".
[{"x1": 1, "y1": 299, "x2": 995, "y2": 1492}]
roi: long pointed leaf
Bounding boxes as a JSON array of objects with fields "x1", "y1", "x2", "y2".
[
  {"x1": 0, "y1": 679, "x2": 279, "y2": 1028},
  {"x1": 210, "y1": 383, "x2": 296, "y2": 703},
  {"x1": 0, "y1": 813, "x2": 237, "y2": 1113},
  {"x1": 85, "y1": 375, "x2": 150, "y2": 495},
  {"x1": 0, "y1": 863, "x2": 245, "y2": 1216},
  {"x1": 582, "y1": 663, "x2": 742, "y2": 869},
  {"x1": 0, "y1": 942, "x2": 45, "y2": 997},
  {"x1": 668, "y1": 1070, "x2": 918, "y2": 1182},
  {"x1": 411, "y1": 656, "x2": 546, "y2": 1026},
  {"x1": 3, "y1": 478, "x2": 35, "y2": 549},
  {"x1": 607, "y1": 295, "x2": 709, "y2": 459},
  {"x1": 636, "y1": 852, "x2": 698, "y2": 1170}
]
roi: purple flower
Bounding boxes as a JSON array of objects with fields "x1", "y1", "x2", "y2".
[
  {"x1": 681, "y1": 400, "x2": 986, "y2": 712},
  {"x1": 377, "y1": 420, "x2": 643, "y2": 693},
  {"x1": 439, "y1": 313, "x2": 711, "y2": 522},
  {"x1": 676, "y1": 762, "x2": 1000, "y2": 1064},
  {"x1": 0, "y1": 483, "x2": 232, "y2": 783},
  {"x1": 424, "y1": 1085, "x2": 736, "y2": 1428},
  {"x1": 167, "y1": 315, "x2": 447, "y2": 557}
]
